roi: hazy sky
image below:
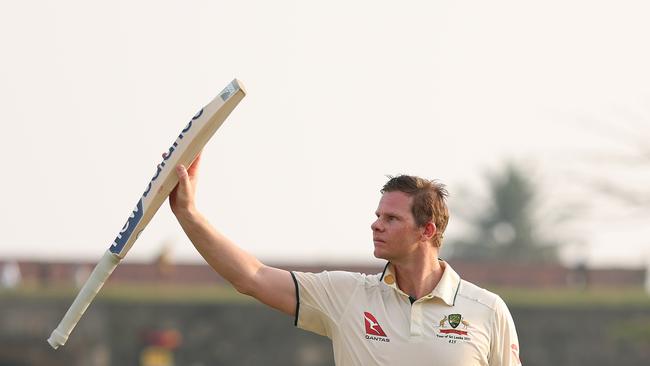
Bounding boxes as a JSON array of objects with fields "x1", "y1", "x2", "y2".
[{"x1": 1, "y1": 0, "x2": 648, "y2": 268}]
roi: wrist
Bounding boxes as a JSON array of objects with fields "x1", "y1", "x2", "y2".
[{"x1": 172, "y1": 205, "x2": 201, "y2": 222}]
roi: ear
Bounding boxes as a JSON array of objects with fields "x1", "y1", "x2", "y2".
[{"x1": 422, "y1": 221, "x2": 437, "y2": 242}]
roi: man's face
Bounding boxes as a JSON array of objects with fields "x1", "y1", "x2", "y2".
[{"x1": 371, "y1": 191, "x2": 424, "y2": 261}]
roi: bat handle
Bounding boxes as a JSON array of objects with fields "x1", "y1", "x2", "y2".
[{"x1": 47, "y1": 250, "x2": 121, "y2": 349}]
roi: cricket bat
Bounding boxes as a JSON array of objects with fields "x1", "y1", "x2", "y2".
[{"x1": 47, "y1": 79, "x2": 246, "y2": 349}]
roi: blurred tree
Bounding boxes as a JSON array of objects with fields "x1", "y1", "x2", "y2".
[{"x1": 447, "y1": 162, "x2": 559, "y2": 263}]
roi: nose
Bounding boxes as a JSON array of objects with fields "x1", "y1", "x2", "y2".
[{"x1": 371, "y1": 218, "x2": 382, "y2": 232}]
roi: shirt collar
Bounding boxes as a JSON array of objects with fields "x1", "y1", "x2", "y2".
[{"x1": 380, "y1": 260, "x2": 461, "y2": 306}]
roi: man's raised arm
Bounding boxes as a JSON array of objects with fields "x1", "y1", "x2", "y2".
[{"x1": 169, "y1": 153, "x2": 296, "y2": 316}]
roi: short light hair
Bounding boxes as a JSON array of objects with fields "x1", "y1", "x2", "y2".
[{"x1": 381, "y1": 175, "x2": 450, "y2": 247}]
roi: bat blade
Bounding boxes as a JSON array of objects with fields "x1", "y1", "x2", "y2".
[
  {"x1": 47, "y1": 79, "x2": 246, "y2": 349},
  {"x1": 111, "y1": 79, "x2": 246, "y2": 258}
]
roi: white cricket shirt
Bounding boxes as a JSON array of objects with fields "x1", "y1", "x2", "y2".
[{"x1": 291, "y1": 261, "x2": 521, "y2": 366}]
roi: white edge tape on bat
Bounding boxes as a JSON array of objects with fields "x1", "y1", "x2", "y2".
[{"x1": 47, "y1": 250, "x2": 120, "y2": 349}]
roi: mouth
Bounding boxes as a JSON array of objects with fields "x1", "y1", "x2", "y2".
[{"x1": 373, "y1": 238, "x2": 385, "y2": 244}]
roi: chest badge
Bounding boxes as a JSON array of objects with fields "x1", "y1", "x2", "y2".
[{"x1": 436, "y1": 314, "x2": 471, "y2": 343}]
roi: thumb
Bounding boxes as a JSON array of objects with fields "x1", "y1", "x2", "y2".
[
  {"x1": 171, "y1": 164, "x2": 195, "y2": 213},
  {"x1": 176, "y1": 164, "x2": 190, "y2": 186}
]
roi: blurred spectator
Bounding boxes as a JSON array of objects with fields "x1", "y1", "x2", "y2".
[
  {"x1": 139, "y1": 329, "x2": 182, "y2": 366},
  {"x1": 1, "y1": 260, "x2": 22, "y2": 288},
  {"x1": 155, "y1": 243, "x2": 175, "y2": 280}
]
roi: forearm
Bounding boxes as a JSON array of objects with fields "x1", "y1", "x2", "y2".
[
  {"x1": 174, "y1": 208, "x2": 263, "y2": 294},
  {"x1": 166, "y1": 161, "x2": 295, "y2": 314}
]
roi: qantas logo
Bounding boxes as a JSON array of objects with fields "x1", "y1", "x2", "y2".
[
  {"x1": 511, "y1": 344, "x2": 521, "y2": 364},
  {"x1": 364, "y1": 312, "x2": 390, "y2": 342}
]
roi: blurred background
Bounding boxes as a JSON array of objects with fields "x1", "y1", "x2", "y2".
[{"x1": 1, "y1": 0, "x2": 649, "y2": 365}]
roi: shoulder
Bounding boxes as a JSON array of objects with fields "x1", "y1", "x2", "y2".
[
  {"x1": 293, "y1": 270, "x2": 368, "y2": 291},
  {"x1": 455, "y1": 279, "x2": 505, "y2": 312}
]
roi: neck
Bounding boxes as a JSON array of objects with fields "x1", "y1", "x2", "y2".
[{"x1": 392, "y1": 250, "x2": 444, "y2": 300}]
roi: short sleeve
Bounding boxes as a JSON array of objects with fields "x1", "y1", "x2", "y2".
[
  {"x1": 292, "y1": 270, "x2": 363, "y2": 338},
  {"x1": 488, "y1": 296, "x2": 522, "y2": 365}
]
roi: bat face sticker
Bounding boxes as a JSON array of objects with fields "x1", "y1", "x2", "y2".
[{"x1": 110, "y1": 199, "x2": 143, "y2": 254}]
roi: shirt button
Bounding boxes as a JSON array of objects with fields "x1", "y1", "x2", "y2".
[{"x1": 384, "y1": 274, "x2": 395, "y2": 285}]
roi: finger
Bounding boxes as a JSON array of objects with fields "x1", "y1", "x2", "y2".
[
  {"x1": 176, "y1": 164, "x2": 190, "y2": 185},
  {"x1": 187, "y1": 152, "x2": 202, "y2": 177}
]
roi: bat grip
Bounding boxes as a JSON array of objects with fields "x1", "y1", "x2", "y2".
[{"x1": 47, "y1": 250, "x2": 121, "y2": 349}]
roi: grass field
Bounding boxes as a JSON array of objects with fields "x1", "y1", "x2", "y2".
[
  {"x1": 0, "y1": 283, "x2": 253, "y2": 304},
  {"x1": 2, "y1": 283, "x2": 649, "y2": 307},
  {"x1": 491, "y1": 287, "x2": 650, "y2": 308}
]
